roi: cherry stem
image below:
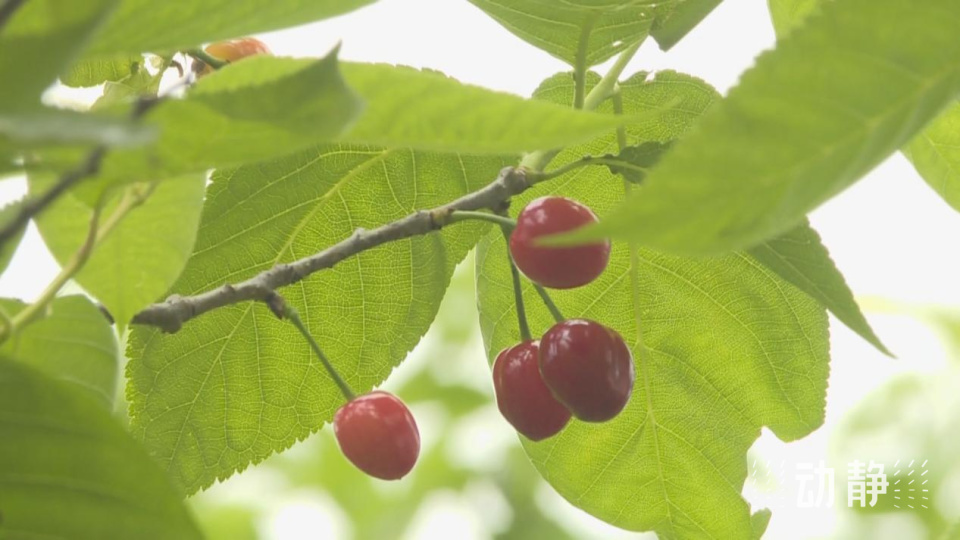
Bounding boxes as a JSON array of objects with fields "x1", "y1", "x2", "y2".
[
  {"x1": 447, "y1": 210, "x2": 516, "y2": 230},
  {"x1": 527, "y1": 155, "x2": 643, "y2": 183},
  {"x1": 279, "y1": 300, "x2": 356, "y2": 401},
  {"x1": 532, "y1": 284, "x2": 565, "y2": 323},
  {"x1": 450, "y1": 210, "x2": 562, "y2": 331},
  {"x1": 498, "y1": 224, "x2": 532, "y2": 342},
  {"x1": 186, "y1": 48, "x2": 227, "y2": 70},
  {"x1": 490, "y1": 207, "x2": 532, "y2": 341}
]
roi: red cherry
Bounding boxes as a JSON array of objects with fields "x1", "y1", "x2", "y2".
[
  {"x1": 333, "y1": 391, "x2": 420, "y2": 480},
  {"x1": 509, "y1": 196, "x2": 610, "y2": 289},
  {"x1": 493, "y1": 340, "x2": 571, "y2": 441},
  {"x1": 539, "y1": 319, "x2": 634, "y2": 422}
]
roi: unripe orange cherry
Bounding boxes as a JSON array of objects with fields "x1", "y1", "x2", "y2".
[{"x1": 197, "y1": 37, "x2": 271, "y2": 76}]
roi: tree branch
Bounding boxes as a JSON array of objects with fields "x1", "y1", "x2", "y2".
[
  {"x1": 131, "y1": 166, "x2": 541, "y2": 333},
  {"x1": 0, "y1": 97, "x2": 160, "y2": 251}
]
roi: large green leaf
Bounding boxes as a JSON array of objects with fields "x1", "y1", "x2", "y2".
[
  {"x1": 535, "y1": 69, "x2": 722, "y2": 143},
  {"x1": 475, "y1": 71, "x2": 829, "y2": 538},
  {"x1": 0, "y1": 0, "x2": 117, "y2": 110},
  {"x1": 339, "y1": 63, "x2": 633, "y2": 153},
  {"x1": 0, "y1": 296, "x2": 119, "y2": 408},
  {"x1": 767, "y1": 1, "x2": 960, "y2": 221},
  {"x1": 749, "y1": 220, "x2": 890, "y2": 356},
  {"x1": 904, "y1": 102, "x2": 960, "y2": 213},
  {"x1": 571, "y1": 0, "x2": 960, "y2": 255},
  {"x1": 85, "y1": 0, "x2": 375, "y2": 57},
  {"x1": 465, "y1": 0, "x2": 669, "y2": 67},
  {"x1": 0, "y1": 357, "x2": 202, "y2": 539},
  {"x1": 126, "y1": 146, "x2": 512, "y2": 493},
  {"x1": 94, "y1": 59, "x2": 623, "y2": 186},
  {"x1": 31, "y1": 174, "x2": 205, "y2": 328}
]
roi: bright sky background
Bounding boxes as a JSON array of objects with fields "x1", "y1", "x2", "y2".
[{"x1": 3, "y1": 0, "x2": 960, "y2": 539}]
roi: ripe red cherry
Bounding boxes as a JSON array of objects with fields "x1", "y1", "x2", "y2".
[
  {"x1": 197, "y1": 37, "x2": 271, "y2": 76},
  {"x1": 539, "y1": 319, "x2": 634, "y2": 422},
  {"x1": 493, "y1": 340, "x2": 571, "y2": 441},
  {"x1": 509, "y1": 196, "x2": 610, "y2": 289},
  {"x1": 333, "y1": 391, "x2": 420, "y2": 480}
]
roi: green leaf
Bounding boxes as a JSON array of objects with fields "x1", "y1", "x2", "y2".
[
  {"x1": 604, "y1": 142, "x2": 672, "y2": 184},
  {"x1": 1, "y1": 108, "x2": 154, "y2": 148},
  {"x1": 475, "y1": 71, "x2": 829, "y2": 538},
  {"x1": 767, "y1": 0, "x2": 821, "y2": 38},
  {"x1": 651, "y1": 0, "x2": 723, "y2": 50},
  {"x1": 904, "y1": 101, "x2": 960, "y2": 213},
  {"x1": 767, "y1": 2, "x2": 960, "y2": 218},
  {"x1": 534, "y1": 69, "x2": 721, "y2": 143},
  {"x1": 126, "y1": 146, "x2": 512, "y2": 493},
  {"x1": 85, "y1": 0, "x2": 374, "y2": 57},
  {"x1": 96, "y1": 51, "x2": 362, "y2": 185},
  {"x1": 0, "y1": 0, "x2": 118, "y2": 110},
  {"x1": 749, "y1": 220, "x2": 890, "y2": 356},
  {"x1": 0, "y1": 198, "x2": 28, "y2": 273},
  {"x1": 465, "y1": 0, "x2": 667, "y2": 67},
  {"x1": 751, "y1": 508, "x2": 772, "y2": 539},
  {"x1": 0, "y1": 296, "x2": 119, "y2": 408},
  {"x1": 91, "y1": 65, "x2": 164, "y2": 111},
  {"x1": 31, "y1": 174, "x2": 205, "y2": 328},
  {"x1": 61, "y1": 55, "x2": 142, "y2": 87},
  {"x1": 94, "y1": 60, "x2": 631, "y2": 187},
  {"x1": 339, "y1": 63, "x2": 635, "y2": 153},
  {"x1": 0, "y1": 357, "x2": 202, "y2": 539},
  {"x1": 570, "y1": 0, "x2": 960, "y2": 255}
]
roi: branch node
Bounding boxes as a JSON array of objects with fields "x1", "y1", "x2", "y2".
[
  {"x1": 428, "y1": 208, "x2": 451, "y2": 229},
  {"x1": 131, "y1": 160, "x2": 554, "y2": 333},
  {"x1": 265, "y1": 292, "x2": 286, "y2": 320},
  {"x1": 501, "y1": 166, "x2": 529, "y2": 194}
]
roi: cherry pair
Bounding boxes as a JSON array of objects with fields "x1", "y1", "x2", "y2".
[{"x1": 494, "y1": 319, "x2": 635, "y2": 441}]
